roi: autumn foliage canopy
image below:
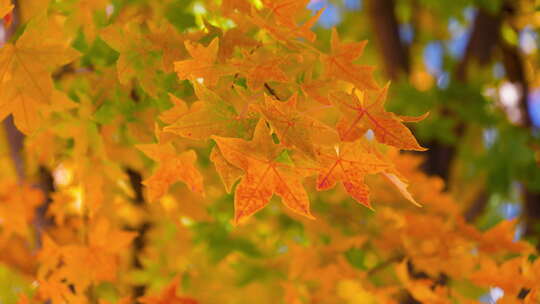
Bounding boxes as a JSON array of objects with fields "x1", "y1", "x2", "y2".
[{"x1": 0, "y1": 0, "x2": 538, "y2": 303}]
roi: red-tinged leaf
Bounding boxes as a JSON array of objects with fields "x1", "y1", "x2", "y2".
[
  {"x1": 2, "y1": 12, "x2": 12, "y2": 28},
  {"x1": 1, "y1": 0, "x2": 13, "y2": 26},
  {"x1": 164, "y1": 82, "x2": 258, "y2": 140},
  {"x1": 316, "y1": 140, "x2": 390, "y2": 208},
  {"x1": 213, "y1": 119, "x2": 314, "y2": 224},
  {"x1": 323, "y1": 28, "x2": 379, "y2": 91},
  {"x1": 137, "y1": 143, "x2": 204, "y2": 201},
  {"x1": 258, "y1": 94, "x2": 338, "y2": 157},
  {"x1": 332, "y1": 84, "x2": 427, "y2": 151}
]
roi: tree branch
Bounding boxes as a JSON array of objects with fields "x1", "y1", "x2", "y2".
[{"x1": 365, "y1": 0, "x2": 409, "y2": 80}]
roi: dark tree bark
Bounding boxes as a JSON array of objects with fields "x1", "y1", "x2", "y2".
[
  {"x1": 455, "y1": 10, "x2": 502, "y2": 81},
  {"x1": 365, "y1": 0, "x2": 410, "y2": 80},
  {"x1": 125, "y1": 168, "x2": 151, "y2": 300}
]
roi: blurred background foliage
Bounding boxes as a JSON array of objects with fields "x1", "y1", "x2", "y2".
[
  {"x1": 0, "y1": 0, "x2": 540, "y2": 303},
  {"x1": 307, "y1": 0, "x2": 540, "y2": 240}
]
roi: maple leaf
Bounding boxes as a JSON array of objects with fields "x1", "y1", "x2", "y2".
[
  {"x1": 137, "y1": 142, "x2": 204, "y2": 202},
  {"x1": 302, "y1": 79, "x2": 335, "y2": 105},
  {"x1": 148, "y1": 23, "x2": 192, "y2": 73},
  {"x1": 331, "y1": 83, "x2": 427, "y2": 150},
  {"x1": 323, "y1": 28, "x2": 379, "y2": 91},
  {"x1": 210, "y1": 146, "x2": 243, "y2": 193},
  {"x1": 257, "y1": 93, "x2": 338, "y2": 157},
  {"x1": 174, "y1": 37, "x2": 224, "y2": 86},
  {"x1": 220, "y1": 28, "x2": 261, "y2": 60},
  {"x1": 46, "y1": 191, "x2": 76, "y2": 226},
  {"x1": 213, "y1": 119, "x2": 314, "y2": 224},
  {"x1": 262, "y1": 0, "x2": 309, "y2": 27},
  {"x1": 250, "y1": 6, "x2": 323, "y2": 44},
  {"x1": 459, "y1": 219, "x2": 532, "y2": 254},
  {"x1": 230, "y1": 49, "x2": 289, "y2": 90},
  {"x1": 164, "y1": 82, "x2": 258, "y2": 140},
  {"x1": 140, "y1": 277, "x2": 198, "y2": 304},
  {"x1": 470, "y1": 258, "x2": 534, "y2": 297},
  {"x1": 383, "y1": 172, "x2": 419, "y2": 206},
  {"x1": 0, "y1": 16, "x2": 79, "y2": 133},
  {"x1": 60, "y1": 217, "x2": 137, "y2": 293},
  {"x1": 160, "y1": 93, "x2": 189, "y2": 125},
  {"x1": 315, "y1": 140, "x2": 390, "y2": 208},
  {"x1": 65, "y1": 0, "x2": 108, "y2": 41},
  {"x1": 101, "y1": 22, "x2": 162, "y2": 97},
  {"x1": 0, "y1": 181, "x2": 43, "y2": 238},
  {"x1": 37, "y1": 273, "x2": 84, "y2": 304}
]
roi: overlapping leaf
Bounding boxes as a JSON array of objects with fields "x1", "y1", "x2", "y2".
[
  {"x1": 331, "y1": 84, "x2": 427, "y2": 150},
  {"x1": 164, "y1": 83, "x2": 258, "y2": 140},
  {"x1": 213, "y1": 120, "x2": 314, "y2": 224},
  {"x1": 258, "y1": 93, "x2": 338, "y2": 157},
  {"x1": 315, "y1": 140, "x2": 390, "y2": 208},
  {"x1": 323, "y1": 28, "x2": 379, "y2": 91},
  {"x1": 137, "y1": 142, "x2": 204, "y2": 202},
  {"x1": 0, "y1": 16, "x2": 79, "y2": 133}
]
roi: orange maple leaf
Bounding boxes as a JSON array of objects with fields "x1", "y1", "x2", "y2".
[
  {"x1": 213, "y1": 119, "x2": 314, "y2": 224},
  {"x1": 0, "y1": 182, "x2": 43, "y2": 238},
  {"x1": 0, "y1": 16, "x2": 79, "y2": 133},
  {"x1": 323, "y1": 28, "x2": 379, "y2": 91},
  {"x1": 315, "y1": 140, "x2": 390, "y2": 208},
  {"x1": 140, "y1": 277, "x2": 198, "y2": 304},
  {"x1": 257, "y1": 93, "x2": 338, "y2": 157},
  {"x1": 210, "y1": 146, "x2": 243, "y2": 193},
  {"x1": 160, "y1": 93, "x2": 189, "y2": 125},
  {"x1": 59, "y1": 217, "x2": 137, "y2": 293},
  {"x1": 230, "y1": 49, "x2": 289, "y2": 90},
  {"x1": 262, "y1": 0, "x2": 309, "y2": 26},
  {"x1": 174, "y1": 37, "x2": 224, "y2": 86},
  {"x1": 137, "y1": 142, "x2": 204, "y2": 202},
  {"x1": 302, "y1": 79, "x2": 335, "y2": 105},
  {"x1": 250, "y1": 5, "x2": 323, "y2": 44},
  {"x1": 332, "y1": 83, "x2": 427, "y2": 151},
  {"x1": 164, "y1": 83, "x2": 258, "y2": 140}
]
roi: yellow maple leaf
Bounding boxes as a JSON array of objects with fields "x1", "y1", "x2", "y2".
[{"x1": 0, "y1": 16, "x2": 79, "y2": 133}]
